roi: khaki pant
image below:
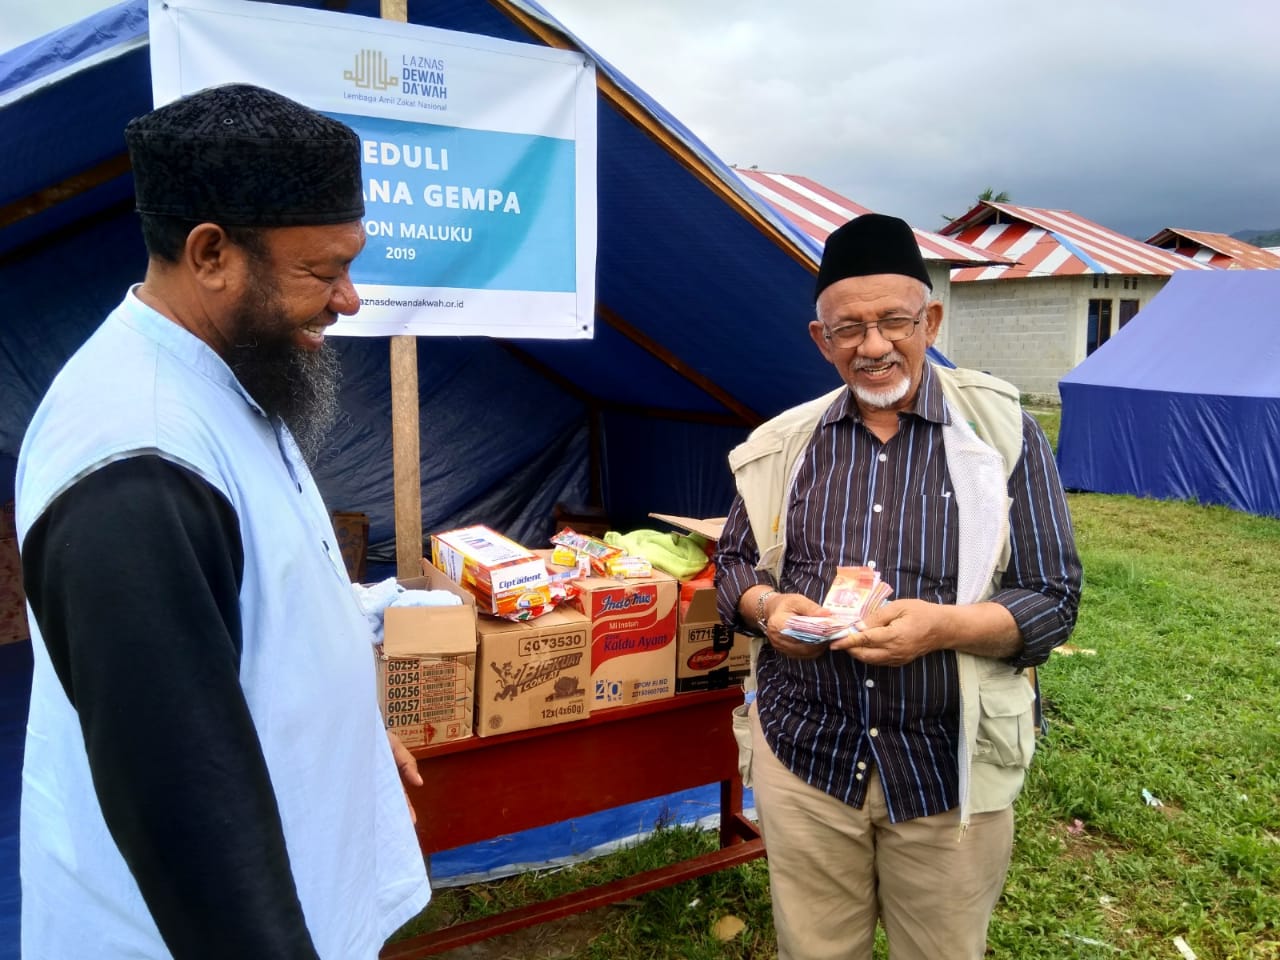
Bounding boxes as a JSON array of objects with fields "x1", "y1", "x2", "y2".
[{"x1": 750, "y1": 706, "x2": 1013, "y2": 960}]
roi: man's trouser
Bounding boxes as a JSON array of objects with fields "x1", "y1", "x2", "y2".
[{"x1": 750, "y1": 705, "x2": 1014, "y2": 960}]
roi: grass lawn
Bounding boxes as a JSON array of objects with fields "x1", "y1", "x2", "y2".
[{"x1": 395, "y1": 409, "x2": 1280, "y2": 959}]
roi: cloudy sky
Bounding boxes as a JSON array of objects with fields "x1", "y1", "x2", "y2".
[{"x1": 5, "y1": 0, "x2": 1278, "y2": 239}]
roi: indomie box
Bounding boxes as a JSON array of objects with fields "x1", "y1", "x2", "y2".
[
  {"x1": 475, "y1": 607, "x2": 591, "y2": 737},
  {"x1": 376, "y1": 569, "x2": 477, "y2": 747},
  {"x1": 430, "y1": 525, "x2": 553, "y2": 617},
  {"x1": 568, "y1": 570, "x2": 678, "y2": 711}
]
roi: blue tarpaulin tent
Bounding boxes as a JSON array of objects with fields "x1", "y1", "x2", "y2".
[
  {"x1": 0, "y1": 1, "x2": 832, "y2": 953},
  {"x1": 0, "y1": 2, "x2": 957, "y2": 952},
  {"x1": 0, "y1": 0, "x2": 844, "y2": 543},
  {"x1": 1058, "y1": 270, "x2": 1280, "y2": 518}
]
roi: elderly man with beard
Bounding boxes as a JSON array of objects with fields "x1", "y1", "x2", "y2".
[
  {"x1": 716, "y1": 214, "x2": 1081, "y2": 960},
  {"x1": 15, "y1": 84, "x2": 430, "y2": 960}
]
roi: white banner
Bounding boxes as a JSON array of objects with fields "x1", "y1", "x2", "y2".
[{"x1": 148, "y1": 0, "x2": 597, "y2": 339}]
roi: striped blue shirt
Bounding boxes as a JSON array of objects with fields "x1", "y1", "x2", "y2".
[{"x1": 716, "y1": 364, "x2": 1081, "y2": 821}]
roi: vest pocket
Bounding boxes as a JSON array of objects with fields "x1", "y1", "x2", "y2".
[
  {"x1": 732, "y1": 701, "x2": 754, "y2": 788},
  {"x1": 973, "y1": 676, "x2": 1036, "y2": 769}
]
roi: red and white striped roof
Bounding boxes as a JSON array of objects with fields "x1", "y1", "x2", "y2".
[
  {"x1": 943, "y1": 202, "x2": 1212, "y2": 282},
  {"x1": 1144, "y1": 228, "x2": 1280, "y2": 270},
  {"x1": 734, "y1": 169, "x2": 1009, "y2": 266}
]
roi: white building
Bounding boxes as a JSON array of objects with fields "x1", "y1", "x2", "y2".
[{"x1": 940, "y1": 202, "x2": 1211, "y2": 397}]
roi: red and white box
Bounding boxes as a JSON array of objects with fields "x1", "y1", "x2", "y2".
[{"x1": 565, "y1": 570, "x2": 678, "y2": 711}]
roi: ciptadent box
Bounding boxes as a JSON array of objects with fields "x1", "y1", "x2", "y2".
[{"x1": 430, "y1": 525, "x2": 552, "y2": 617}]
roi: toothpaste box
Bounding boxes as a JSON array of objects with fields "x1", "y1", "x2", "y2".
[{"x1": 430, "y1": 525, "x2": 553, "y2": 617}]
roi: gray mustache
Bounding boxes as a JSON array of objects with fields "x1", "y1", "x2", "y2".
[{"x1": 852, "y1": 350, "x2": 904, "y2": 370}]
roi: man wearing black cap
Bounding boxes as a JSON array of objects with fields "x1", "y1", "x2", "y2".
[
  {"x1": 16, "y1": 84, "x2": 429, "y2": 959},
  {"x1": 716, "y1": 213, "x2": 1081, "y2": 959}
]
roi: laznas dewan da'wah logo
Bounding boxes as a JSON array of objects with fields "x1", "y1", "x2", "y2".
[
  {"x1": 343, "y1": 49, "x2": 448, "y2": 109},
  {"x1": 344, "y1": 50, "x2": 398, "y2": 92}
]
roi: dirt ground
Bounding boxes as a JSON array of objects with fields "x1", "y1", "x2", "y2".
[{"x1": 429, "y1": 905, "x2": 620, "y2": 960}]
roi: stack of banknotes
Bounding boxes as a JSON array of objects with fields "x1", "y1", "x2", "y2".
[{"x1": 779, "y1": 565, "x2": 893, "y2": 644}]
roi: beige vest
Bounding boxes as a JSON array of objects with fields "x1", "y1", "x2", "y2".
[{"x1": 729, "y1": 365, "x2": 1034, "y2": 829}]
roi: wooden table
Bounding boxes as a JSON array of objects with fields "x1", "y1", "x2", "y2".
[{"x1": 381, "y1": 686, "x2": 765, "y2": 958}]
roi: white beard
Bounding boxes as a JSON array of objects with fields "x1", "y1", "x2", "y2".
[{"x1": 852, "y1": 377, "x2": 911, "y2": 409}]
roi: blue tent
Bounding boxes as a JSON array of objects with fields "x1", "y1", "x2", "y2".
[
  {"x1": 0, "y1": 2, "x2": 835, "y2": 953},
  {"x1": 1058, "y1": 270, "x2": 1280, "y2": 518},
  {"x1": 0, "y1": 0, "x2": 958, "y2": 546},
  {"x1": 0, "y1": 2, "x2": 957, "y2": 952}
]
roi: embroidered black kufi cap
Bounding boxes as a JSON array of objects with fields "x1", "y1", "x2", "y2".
[
  {"x1": 814, "y1": 213, "x2": 932, "y2": 301},
  {"x1": 125, "y1": 83, "x2": 364, "y2": 227}
]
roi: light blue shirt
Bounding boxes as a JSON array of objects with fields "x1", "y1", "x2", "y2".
[{"x1": 17, "y1": 289, "x2": 430, "y2": 958}]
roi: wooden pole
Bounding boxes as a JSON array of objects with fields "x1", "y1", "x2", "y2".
[
  {"x1": 389, "y1": 337, "x2": 422, "y2": 577},
  {"x1": 380, "y1": 0, "x2": 422, "y2": 578}
]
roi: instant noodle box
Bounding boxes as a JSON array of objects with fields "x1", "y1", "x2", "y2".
[
  {"x1": 564, "y1": 567, "x2": 678, "y2": 711},
  {"x1": 474, "y1": 606, "x2": 592, "y2": 736},
  {"x1": 430, "y1": 524, "x2": 553, "y2": 617}
]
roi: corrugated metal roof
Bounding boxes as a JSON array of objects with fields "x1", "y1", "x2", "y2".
[
  {"x1": 1145, "y1": 228, "x2": 1280, "y2": 270},
  {"x1": 733, "y1": 169, "x2": 1010, "y2": 266},
  {"x1": 943, "y1": 201, "x2": 1212, "y2": 281}
]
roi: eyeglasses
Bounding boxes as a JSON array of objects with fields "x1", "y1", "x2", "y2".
[{"x1": 822, "y1": 305, "x2": 926, "y2": 348}]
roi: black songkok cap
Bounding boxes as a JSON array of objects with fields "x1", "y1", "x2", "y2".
[
  {"x1": 125, "y1": 83, "x2": 364, "y2": 227},
  {"x1": 814, "y1": 213, "x2": 932, "y2": 302}
]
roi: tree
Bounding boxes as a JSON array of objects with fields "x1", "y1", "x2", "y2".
[
  {"x1": 941, "y1": 187, "x2": 1010, "y2": 226},
  {"x1": 1244, "y1": 228, "x2": 1280, "y2": 247}
]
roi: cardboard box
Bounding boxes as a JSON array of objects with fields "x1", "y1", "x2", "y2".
[
  {"x1": 0, "y1": 535, "x2": 28, "y2": 645},
  {"x1": 475, "y1": 607, "x2": 591, "y2": 737},
  {"x1": 376, "y1": 569, "x2": 477, "y2": 747},
  {"x1": 647, "y1": 513, "x2": 750, "y2": 692},
  {"x1": 647, "y1": 513, "x2": 725, "y2": 542},
  {"x1": 430, "y1": 525, "x2": 554, "y2": 617},
  {"x1": 567, "y1": 568, "x2": 678, "y2": 711},
  {"x1": 675, "y1": 587, "x2": 752, "y2": 693},
  {"x1": 552, "y1": 502, "x2": 610, "y2": 540},
  {"x1": 330, "y1": 511, "x2": 369, "y2": 583}
]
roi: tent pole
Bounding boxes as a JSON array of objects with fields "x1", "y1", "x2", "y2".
[
  {"x1": 596, "y1": 303, "x2": 761, "y2": 425},
  {"x1": 497, "y1": 341, "x2": 754, "y2": 426},
  {"x1": 389, "y1": 337, "x2": 422, "y2": 577},
  {"x1": 0, "y1": 155, "x2": 132, "y2": 232},
  {"x1": 380, "y1": 0, "x2": 423, "y2": 578}
]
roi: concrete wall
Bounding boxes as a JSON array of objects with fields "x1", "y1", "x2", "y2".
[
  {"x1": 943, "y1": 274, "x2": 1170, "y2": 396},
  {"x1": 925, "y1": 262, "x2": 953, "y2": 358}
]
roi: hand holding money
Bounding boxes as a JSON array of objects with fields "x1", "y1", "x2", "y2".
[{"x1": 778, "y1": 566, "x2": 893, "y2": 644}]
